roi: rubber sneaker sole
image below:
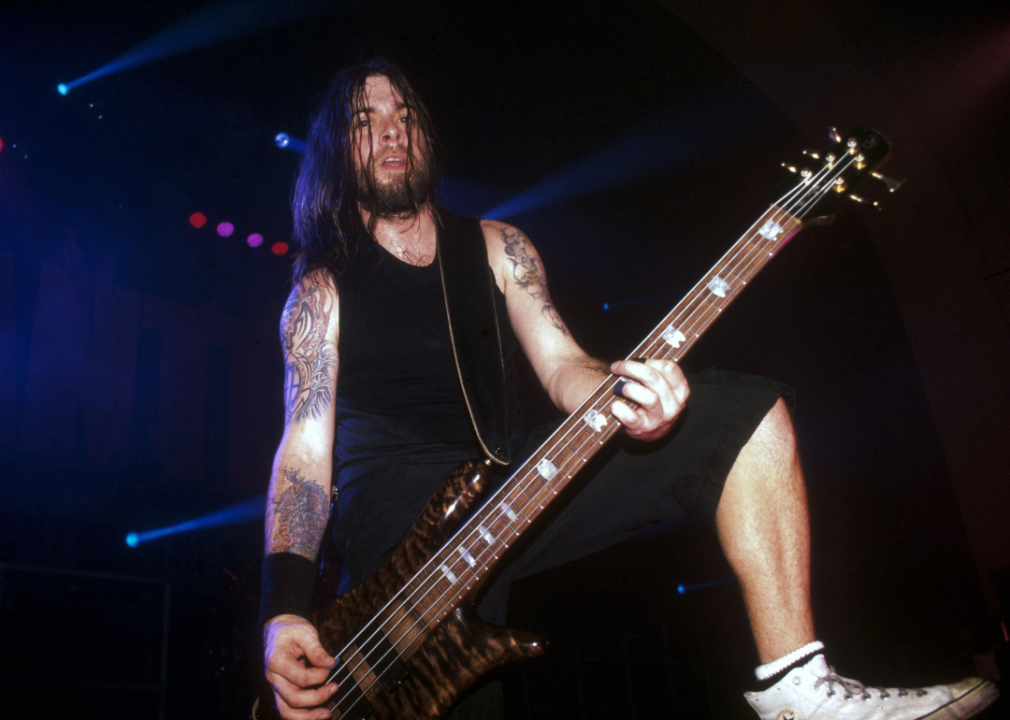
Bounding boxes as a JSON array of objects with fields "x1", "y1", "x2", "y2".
[{"x1": 921, "y1": 678, "x2": 999, "y2": 720}]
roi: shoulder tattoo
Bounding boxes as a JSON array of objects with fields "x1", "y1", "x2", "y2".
[
  {"x1": 270, "y1": 468, "x2": 328, "y2": 558},
  {"x1": 499, "y1": 227, "x2": 570, "y2": 337},
  {"x1": 281, "y1": 273, "x2": 336, "y2": 425}
]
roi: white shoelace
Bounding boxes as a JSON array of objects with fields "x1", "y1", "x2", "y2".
[{"x1": 814, "y1": 666, "x2": 927, "y2": 701}]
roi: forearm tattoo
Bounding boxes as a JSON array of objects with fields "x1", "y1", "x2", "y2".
[
  {"x1": 281, "y1": 274, "x2": 335, "y2": 424},
  {"x1": 500, "y1": 227, "x2": 570, "y2": 337},
  {"x1": 269, "y1": 468, "x2": 328, "y2": 559}
]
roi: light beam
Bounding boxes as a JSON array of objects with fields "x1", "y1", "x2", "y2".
[
  {"x1": 484, "y1": 85, "x2": 778, "y2": 220},
  {"x1": 125, "y1": 495, "x2": 264, "y2": 547},
  {"x1": 58, "y1": 0, "x2": 333, "y2": 94},
  {"x1": 677, "y1": 578, "x2": 736, "y2": 594}
]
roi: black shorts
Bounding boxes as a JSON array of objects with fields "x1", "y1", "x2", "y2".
[{"x1": 474, "y1": 366, "x2": 792, "y2": 622}]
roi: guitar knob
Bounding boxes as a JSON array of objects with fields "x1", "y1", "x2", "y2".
[{"x1": 871, "y1": 171, "x2": 906, "y2": 193}]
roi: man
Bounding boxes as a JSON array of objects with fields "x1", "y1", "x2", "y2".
[{"x1": 259, "y1": 59, "x2": 998, "y2": 720}]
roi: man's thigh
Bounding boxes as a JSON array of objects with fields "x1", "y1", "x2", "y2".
[{"x1": 480, "y1": 368, "x2": 791, "y2": 616}]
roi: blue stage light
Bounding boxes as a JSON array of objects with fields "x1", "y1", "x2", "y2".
[
  {"x1": 58, "y1": 1, "x2": 332, "y2": 92},
  {"x1": 483, "y1": 86, "x2": 776, "y2": 220},
  {"x1": 676, "y1": 578, "x2": 736, "y2": 595},
  {"x1": 57, "y1": 83, "x2": 69, "y2": 96},
  {"x1": 125, "y1": 495, "x2": 264, "y2": 547},
  {"x1": 275, "y1": 133, "x2": 306, "y2": 153}
]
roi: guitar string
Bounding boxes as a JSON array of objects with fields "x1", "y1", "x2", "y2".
[
  {"x1": 324, "y1": 152, "x2": 855, "y2": 716},
  {"x1": 324, "y1": 155, "x2": 851, "y2": 718},
  {"x1": 322, "y1": 154, "x2": 849, "y2": 716}
]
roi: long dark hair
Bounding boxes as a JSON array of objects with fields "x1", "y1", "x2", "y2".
[{"x1": 290, "y1": 59, "x2": 439, "y2": 283}]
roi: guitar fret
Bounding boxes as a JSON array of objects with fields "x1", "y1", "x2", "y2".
[
  {"x1": 567, "y1": 440, "x2": 589, "y2": 462},
  {"x1": 515, "y1": 482, "x2": 544, "y2": 508}
]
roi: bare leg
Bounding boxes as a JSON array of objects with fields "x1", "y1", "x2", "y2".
[{"x1": 715, "y1": 398, "x2": 815, "y2": 664}]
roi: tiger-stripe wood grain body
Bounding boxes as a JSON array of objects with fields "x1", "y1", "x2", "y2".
[{"x1": 307, "y1": 459, "x2": 544, "y2": 719}]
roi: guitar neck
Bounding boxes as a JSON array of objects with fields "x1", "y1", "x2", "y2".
[{"x1": 404, "y1": 204, "x2": 803, "y2": 627}]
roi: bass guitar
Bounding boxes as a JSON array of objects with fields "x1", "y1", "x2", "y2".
[{"x1": 257, "y1": 126, "x2": 895, "y2": 720}]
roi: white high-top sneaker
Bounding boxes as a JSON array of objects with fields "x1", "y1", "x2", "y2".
[{"x1": 744, "y1": 654, "x2": 998, "y2": 720}]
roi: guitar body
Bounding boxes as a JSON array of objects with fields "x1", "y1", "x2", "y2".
[{"x1": 260, "y1": 458, "x2": 545, "y2": 720}]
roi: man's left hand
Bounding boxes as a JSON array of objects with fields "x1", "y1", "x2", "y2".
[{"x1": 608, "y1": 359, "x2": 689, "y2": 442}]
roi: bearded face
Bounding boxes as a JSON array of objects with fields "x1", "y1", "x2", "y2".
[{"x1": 351, "y1": 74, "x2": 435, "y2": 218}]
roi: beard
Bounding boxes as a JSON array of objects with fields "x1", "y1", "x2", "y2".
[{"x1": 356, "y1": 153, "x2": 436, "y2": 218}]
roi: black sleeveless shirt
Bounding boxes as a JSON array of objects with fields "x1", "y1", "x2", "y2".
[{"x1": 333, "y1": 242, "x2": 480, "y2": 467}]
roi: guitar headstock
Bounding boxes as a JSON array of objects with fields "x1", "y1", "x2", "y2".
[{"x1": 783, "y1": 127, "x2": 897, "y2": 226}]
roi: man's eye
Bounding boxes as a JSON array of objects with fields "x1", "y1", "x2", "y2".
[{"x1": 358, "y1": 118, "x2": 369, "y2": 127}]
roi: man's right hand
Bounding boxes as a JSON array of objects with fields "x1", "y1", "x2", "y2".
[{"x1": 264, "y1": 614, "x2": 339, "y2": 720}]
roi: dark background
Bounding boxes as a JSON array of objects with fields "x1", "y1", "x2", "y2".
[{"x1": 2, "y1": 1, "x2": 1009, "y2": 718}]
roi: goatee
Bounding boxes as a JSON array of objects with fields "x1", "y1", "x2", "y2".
[{"x1": 357, "y1": 158, "x2": 435, "y2": 218}]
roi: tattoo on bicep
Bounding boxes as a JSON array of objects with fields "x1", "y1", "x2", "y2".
[
  {"x1": 281, "y1": 276, "x2": 336, "y2": 424},
  {"x1": 500, "y1": 227, "x2": 570, "y2": 337},
  {"x1": 270, "y1": 468, "x2": 328, "y2": 558}
]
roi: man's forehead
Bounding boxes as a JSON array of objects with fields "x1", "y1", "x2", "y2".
[{"x1": 358, "y1": 74, "x2": 405, "y2": 110}]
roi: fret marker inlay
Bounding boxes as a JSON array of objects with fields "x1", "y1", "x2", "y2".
[
  {"x1": 502, "y1": 505, "x2": 518, "y2": 522},
  {"x1": 537, "y1": 458, "x2": 558, "y2": 480},
  {"x1": 440, "y1": 565, "x2": 458, "y2": 584},
  {"x1": 707, "y1": 276, "x2": 731, "y2": 298},
  {"x1": 583, "y1": 409, "x2": 607, "y2": 432},
  {"x1": 758, "y1": 220, "x2": 784, "y2": 240},
  {"x1": 662, "y1": 326, "x2": 687, "y2": 349},
  {"x1": 477, "y1": 525, "x2": 494, "y2": 544},
  {"x1": 458, "y1": 548, "x2": 476, "y2": 567}
]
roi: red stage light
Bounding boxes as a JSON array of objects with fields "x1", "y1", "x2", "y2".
[
  {"x1": 271, "y1": 242, "x2": 289, "y2": 256},
  {"x1": 189, "y1": 212, "x2": 207, "y2": 228},
  {"x1": 0, "y1": 137, "x2": 4, "y2": 152}
]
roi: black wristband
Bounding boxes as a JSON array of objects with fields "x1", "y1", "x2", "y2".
[{"x1": 259, "y1": 552, "x2": 318, "y2": 628}]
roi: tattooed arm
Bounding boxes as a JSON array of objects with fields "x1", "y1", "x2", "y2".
[
  {"x1": 266, "y1": 268, "x2": 339, "y2": 560},
  {"x1": 483, "y1": 220, "x2": 607, "y2": 413},
  {"x1": 263, "y1": 269, "x2": 340, "y2": 720},
  {"x1": 482, "y1": 220, "x2": 689, "y2": 441}
]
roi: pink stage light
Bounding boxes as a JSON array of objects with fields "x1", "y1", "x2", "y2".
[
  {"x1": 247, "y1": 233, "x2": 264, "y2": 248},
  {"x1": 216, "y1": 221, "x2": 234, "y2": 237}
]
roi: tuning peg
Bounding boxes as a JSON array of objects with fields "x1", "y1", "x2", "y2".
[
  {"x1": 802, "y1": 149, "x2": 821, "y2": 159},
  {"x1": 871, "y1": 171, "x2": 905, "y2": 193},
  {"x1": 782, "y1": 163, "x2": 798, "y2": 173},
  {"x1": 849, "y1": 194, "x2": 882, "y2": 210},
  {"x1": 828, "y1": 126, "x2": 843, "y2": 144}
]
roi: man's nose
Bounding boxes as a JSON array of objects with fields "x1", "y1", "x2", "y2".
[{"x1": 380, "y1": 118, "x2": 402, "y2": 143}]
